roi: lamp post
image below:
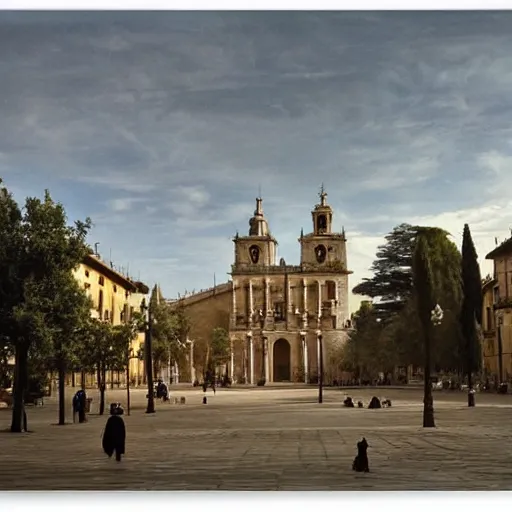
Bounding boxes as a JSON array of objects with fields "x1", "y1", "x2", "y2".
[
  {"x1": 316, "y1": 330, "x2": 323, "y2": 404},
  {"x1": 430, "y1": 304, "x2": 444, "y2": 404},
  {"x1": 126, "y1": 347, "x2": 137, "y2": 416},
  {"x1": 140, "y1": 298, "x2": 155, "y2": 414}
]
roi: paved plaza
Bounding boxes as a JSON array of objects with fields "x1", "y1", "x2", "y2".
[{"x1": 1, "y1": 386, "x2": 512, "y2": 490}]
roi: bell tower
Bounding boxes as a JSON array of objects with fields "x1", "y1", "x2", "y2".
[
  {"x1": 299, "y1": 187, "x2": 348, "y2": 269},
  {"x1": 312, "y1": 184, "x2": 333, "y2": 235},
  {"x1": 233, "y1": 197, "x2": 277, "y2": 269}
]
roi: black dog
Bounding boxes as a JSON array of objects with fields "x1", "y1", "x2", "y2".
[{"x1": 352, "y1": 437, "x2": 370, "y2": 472}]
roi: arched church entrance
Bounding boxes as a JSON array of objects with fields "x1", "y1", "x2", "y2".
[{"x1": 273, "y1": 338, "x2": 291, "y2": 382}]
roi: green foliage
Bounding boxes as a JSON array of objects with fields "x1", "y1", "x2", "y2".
[
  {"x1": 0, "y1": 182, "x2": 92, "y2": 431},
  {"x1": 210, "y1": 327, "x2": 230, "y2": 366},
  {"x1": 76, "y1": 318, "x2": 130, "y2": 374},
  {"x1": 352, "y1": 223, "x2": 463, "y2": 372},
  {"x1": 149, "y1": 287, "x2": 191, "y2": 374},
  {"x1": 352, "y1": 223, "x2": 417, "y2": 322},
  {"x1": 412, "y1": 233, "x2": 436, "y2": 428},
  {"x1": 413, "y1": 234, "x2": 436, "y2": 330},
  {"x1": 340, "y1": 302, "x2": 398, "y2": 380},
  {"x1": 460, "y1": 224, "x2": 483, "y2": 373}
]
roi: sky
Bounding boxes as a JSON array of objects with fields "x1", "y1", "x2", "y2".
[{"x1": 1, "y1": 11, "x2": 512, "y2": 312}]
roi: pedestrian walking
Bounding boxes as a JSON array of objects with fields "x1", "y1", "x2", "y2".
[
  {"x1": 73, "y1": 389, "x2": 87, "y2": 423},
  {"x1": 102, "y1": 404, "x2": 126, "y2": 462}
]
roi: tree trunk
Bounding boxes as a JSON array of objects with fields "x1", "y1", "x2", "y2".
[
  {"x1": 58, "y1": 358, "x2": 66, "y2": 425},
  {"x1": 81, "y1": 370, "x2": 86, "y2": 390},
  {"x1": 11, "y1": 343, "x2": 28, "y2": 433},
  {"x1": 423, "y1": 328, "x2": 436, "y2": 427},
  {"x1": 47, "y1": 370, "x2": 54, "y2": 397},
  {"x1": 98, "y1": 366, "x2": 106, "y2": 416}
]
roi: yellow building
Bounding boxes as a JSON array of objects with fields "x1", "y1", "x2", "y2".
[
  {"x1": 482, "y1": 275, "x2": 498, "y2": 378},
  {"x1": 71, "y1": 252, "x2": 148, "y2": 388},
  {"x1": 484, "y1": 239, "x2": 512, "y2": 383}
]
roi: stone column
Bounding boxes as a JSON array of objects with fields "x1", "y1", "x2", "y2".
[
  {"x1": 286, "y1": 275, "x2": 292, "y2": 313},
  {"x1": 232, "y1": 280, "x2": 237, "y2": 324},
  {"x1": 243, "y1": 336, "x2": 248, "y2": 383},
  {"x1": 248, "y1": 332, "x2": 254, "y2": 385},
  {"x1": 317, "y1": 280, "x2": 322, "y2": 318},
  {"x1": 265, "y1": 278, "x2": 270, "y2": 312},
  {"x1": 303, "y1": 278, "x2": 308, "y2": 311},
  {"x1": 301, "y1": 332, "x2": 309, "y2": 384},
  {"x1": 230, "y1": 338, "x2": 235, "y2": 381},
  {"x1": 264, "y1": 337, "x2": 269, "y2": 383}
]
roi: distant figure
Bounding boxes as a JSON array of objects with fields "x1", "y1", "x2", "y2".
[
  {"x1": 368, "y1": 396, "x2": 381, "y2": 409},
  {"x1": 343, "y1": 396, "x2": 355, "y2": 408},
  {"x1": 156, "y1": 379, "x2": 169, "y2": 402},
  {"x1": 102, "y1": 404, "x2": 126, "y2": 462},
  {"x1": 73, "y1": 389, "x2": 87, "y2": 423},
  {"x1": 204, "y1": 369, "x2": 216, "y2": 395},
  {"x1": 352, "y1": 437, "x2": 370, "y2": 473}
]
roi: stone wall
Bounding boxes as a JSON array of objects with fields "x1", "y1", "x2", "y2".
[{"x1": 171, "y1": 283, "x2": 232, "y2": 378}]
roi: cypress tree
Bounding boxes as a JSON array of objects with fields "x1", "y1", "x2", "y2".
[
  {"x1": 460, "y1": 224, "x2": 483, "y2": 407},
  {"x1": 413, "y1": 234, "x2": 436, "y2": 428}
]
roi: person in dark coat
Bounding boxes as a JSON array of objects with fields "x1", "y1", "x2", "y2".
[
  {"x1": 157, "y1": 380, "x2": 169, "y2": 402},
  {"x1": 73, "y1": 390, "x2": 87, "y2": 423},
  {"x1": 102, "y1": 405, "x2": 126, "y2": 462},
  {"x1": 343, "y1": 396, "x2": 355, "y2": 407},
  {"x1": 368, "y1": 396, "x2": 381, "y2": 409}
]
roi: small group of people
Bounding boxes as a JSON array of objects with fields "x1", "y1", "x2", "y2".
[{"x1": 72, "y1": 389, "x2": 126, "y2": 462}]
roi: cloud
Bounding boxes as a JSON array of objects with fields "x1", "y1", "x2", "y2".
[{"x1": 1, "y1": 12, "x2": 512, "y2": 308}]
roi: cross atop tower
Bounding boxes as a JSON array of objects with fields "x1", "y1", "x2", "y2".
[{"x1": 319, "y1": 183, "x2": 327, "y2": 207}]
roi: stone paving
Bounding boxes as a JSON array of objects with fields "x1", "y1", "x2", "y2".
[{"x1": 1, "y1": 386, "x2": 512, "y2": 490}]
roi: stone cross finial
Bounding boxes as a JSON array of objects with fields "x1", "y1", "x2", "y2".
[{"x1": 319, "y1": 183, "x2": 327, "y2": 206}]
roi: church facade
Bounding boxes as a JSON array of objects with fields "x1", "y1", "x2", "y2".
[{"x1": 172, "y1": 190, "x2": 353, "y2": 384}]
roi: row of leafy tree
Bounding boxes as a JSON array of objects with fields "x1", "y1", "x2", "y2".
[
  {"x1": 0, "y1": 180, "x2": 146, "y2": 430},
  {"x1": 0, "y1": 180, "x2": 203, "y2": 432},
  {"x1": 339, "y1": 223, "x2": 483, "y2": 384}
]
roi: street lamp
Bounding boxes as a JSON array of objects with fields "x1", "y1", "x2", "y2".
[
  {"x1": 126, "y1": 347, "x2": 136, "y2": 416},
  {"x1": 430, "y1": 304, "x2": 447, "y2": 402},
  {"x1": 140, "y1": 298, "x2": 155, "y2": 414},
  {"x1": 108, "y1": 345, "x2": 113, "y2": 390},
  {"x1": 316, "y1": 330, "x2": 323, "y2": 404},
  {"x1": 430, "y1": 304, "x2": 443, "y2": 326}
]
